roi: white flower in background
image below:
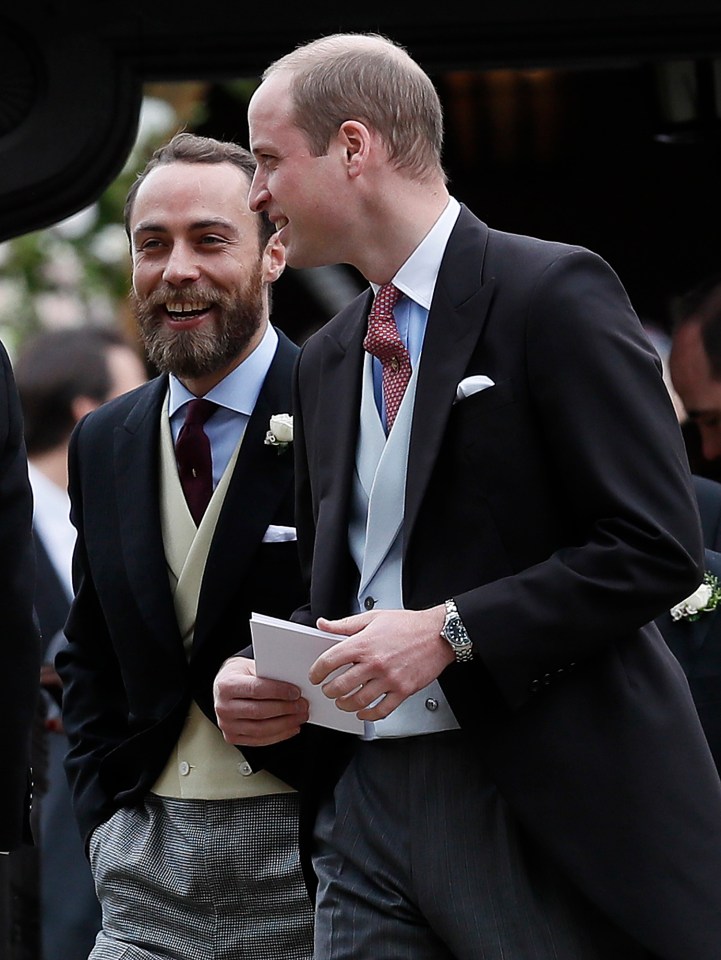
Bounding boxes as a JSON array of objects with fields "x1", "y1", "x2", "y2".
[
  {"x1": 41, "y1": 241, "x2": 84, "y2": 286},
  {"x1": 34, "y1": 291, "x2": 85, "y2": 330},
  {"x1": 85, "y1": 292, "x2": 119, "y2": 327},
  {"x1": 52, "y1": 204, "x2": 99, "y2": 240},
  {"x1": 0, "y1": 277, "x2": 27, "y2": 316},
  {"x1": 90, "y1": 224, "x2": 130, "y2": 266},
  {"x1": 123, "y1": 97, "x2": 178, "y2": 173}
]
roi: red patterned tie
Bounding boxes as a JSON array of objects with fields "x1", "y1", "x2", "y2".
[
  {"x1": 362, "y1": 282, "x2": 411, "y2": 431},
  {"x1": 175, "y1": 398, "x2": 217, "y2": 525}
]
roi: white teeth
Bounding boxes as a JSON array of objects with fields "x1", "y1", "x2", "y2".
[
  {"x1": 166, "y1": 302, "x2": 210, "y2": 315},
  {"x1": 275, "y1": 218, "x2": 288, "y2": 230}
]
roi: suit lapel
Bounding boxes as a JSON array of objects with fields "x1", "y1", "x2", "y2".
[
  {"x1": 193, "y1": 331, "x2": 298, "y2": 647},
  {"x1": 404, "y1": 208, "x2": 495, "y2": 541},
  {"x1": 309, "y1": 296, "x2": 370, "y2": 606},
  {"x1": 114, "y1": 375, "x2": 183, "y2": 656}
]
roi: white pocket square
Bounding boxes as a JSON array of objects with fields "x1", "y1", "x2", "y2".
[
  {"x1": 262, "y1": 525, "x2": 297, "y2": 543},
  {"x1": 455, "y1": 375, "x2": 495, "y2": 403}
]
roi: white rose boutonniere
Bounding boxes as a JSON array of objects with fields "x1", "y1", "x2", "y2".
[
  {"x1": 264, "y1": 413, "x2": 293, "y2": 454},
  {"x1": 670, "y1": 571, "x2": 721, "y2": 621}
]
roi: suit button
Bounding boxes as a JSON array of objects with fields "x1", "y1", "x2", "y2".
[
  {"x1": 364, "y1": 596, "x2": 376, "y2": 610},
  {"x1": 425, "y1": 698, "x2": 439, "y2": 712},
  {"x1": 238, "y1": 761, "x2": 253, "y2": 777},
  {"x1": 178, "y1": 761, "x2": 190, "y2": 776},
  {"x1": 530, "y1": 680, "x2": 541, "y2": 693},
  {"x1": 542, "y1": 673, "x2": 552, "y2": 686}
]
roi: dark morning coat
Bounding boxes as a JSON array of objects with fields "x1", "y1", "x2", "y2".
[
  {"x1": 0, "y1": 341, "x2": 40, "y2": 852},
  {"x1": 58, "y1": 330, "x2": 308, "y2": 846},
  {"x1": 290, "y1": 205, "x2": 721, "y2": 959}
]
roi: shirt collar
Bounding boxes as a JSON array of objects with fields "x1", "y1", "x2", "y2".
[
  {"x1": 168, "y1": 322, "x2": 278, "y2": 417},
  {"x1": 371, "y1": 196, "x2": 461, "y2": 310}
]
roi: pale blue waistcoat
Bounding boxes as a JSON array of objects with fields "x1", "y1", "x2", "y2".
[{"x1": 348, "y1": 351, "x2": 460, "y2": 739}]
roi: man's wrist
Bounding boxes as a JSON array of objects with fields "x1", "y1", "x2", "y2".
[{"x1": 440, "y1": 598, "x2": 473, "y2": 663}]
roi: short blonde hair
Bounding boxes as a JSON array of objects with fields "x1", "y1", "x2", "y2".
[{"x1": 264, "y1": 33, "x2": 446, "y2": 184}]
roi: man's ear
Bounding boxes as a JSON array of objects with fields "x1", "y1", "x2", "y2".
[
  {"x1": 262, "y1": 233, "x2": 286, "y2": 284},
  {"x1": 338, "y1": 120, "x2": 371, "y2": 177}
]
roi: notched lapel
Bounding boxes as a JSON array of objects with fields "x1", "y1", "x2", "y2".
[
  {"x1": 405, "y1": 269, "x2": 496, "y2": 542},
  {"x1": 114, "y1": 378, "x2": 183, "y2": 656},
  {"x1": 405, "y1": 209, "x2": 495, "y2": 537},
  {"x1": 194, "y1": 333, "x2": 297, "y2": 646},
  {"x1": 310, "y1": 299, "x2": 369, "y2": 558}
]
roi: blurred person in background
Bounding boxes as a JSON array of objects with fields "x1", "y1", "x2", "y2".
[{"x1": 669, "y1": 273, "x2": 721, "y2": 477}]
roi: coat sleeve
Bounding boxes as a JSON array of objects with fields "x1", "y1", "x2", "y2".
[
  {"x1": 454, "y1": 248, "x2": 704, "y2": 709},
  {"x1": 56, "y1": 417, "x2": 131, "y2": 844},
  {"x1": 0, "y1": 341, "x2": 41, "y2": 851}
]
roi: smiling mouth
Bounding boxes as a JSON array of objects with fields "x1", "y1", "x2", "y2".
[{"x1": 164, "y1": 301, "x2": 212, "y2": 320}]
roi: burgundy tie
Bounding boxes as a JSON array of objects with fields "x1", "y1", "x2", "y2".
[
  {"x1": 175, "y1": 398, "x2": 217, "y2": 525},
  {"x1": 362, "y1": 282, "x2": 411, "y2": 431}
]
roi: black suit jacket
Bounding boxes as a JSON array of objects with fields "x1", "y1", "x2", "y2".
[
  {"x1": 292, "y1": 207, "x2": 721, "y2": 958},
  {"x1": 0, "y1": 341, "x2": 40, "y2": 851},
  {"x1": 57, "y1": 330, "x2": 308, "y2": 845}
]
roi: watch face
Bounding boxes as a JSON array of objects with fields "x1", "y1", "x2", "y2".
[{"x1": 444, "y1": 619, "x2": 470, "y2": 645}]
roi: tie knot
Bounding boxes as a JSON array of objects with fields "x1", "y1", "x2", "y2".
[
  {"x1": 182, "y1": 398, "x2": 217, "y2": 428},
  {"x1": 370, "y1": 282, "x2": 403, "y2": 320},
  {"x1": 364, "y1": 283, "x2": 408, "y2": 368}
]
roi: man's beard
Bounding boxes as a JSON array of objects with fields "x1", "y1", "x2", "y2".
[{"x1": 132, "y1": 272, "x2": 265, "y2": 380}]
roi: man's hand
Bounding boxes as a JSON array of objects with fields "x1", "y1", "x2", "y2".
[
  {"x1": 310, "y1": 605, "x2": 454, "y2": 721},
  {"x1": 213, "y1": 656, "x2": 309, "y2": 747}
]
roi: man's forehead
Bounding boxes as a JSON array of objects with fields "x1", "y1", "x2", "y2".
[
  {"x1": 136, "y1": 162, "x2": 249, "y2": 201},
  {"x1": 249, "y1": 77, "x2": 295, "y2": 135},
  {"x1": 130, "y1": 163, "x2": 253, "y2": 226}
]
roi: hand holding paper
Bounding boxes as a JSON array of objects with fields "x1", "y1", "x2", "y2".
[
  {"x1": 250, "y1": 612, "x2": 365, "y2": 734},
  {"x1": 213, "y1": 653, "x2": 309, "y2": 747}
]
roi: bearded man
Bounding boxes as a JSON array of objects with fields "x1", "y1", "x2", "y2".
[{"x1": 56, "y1": 133, "x2": 313, "y2": 960}]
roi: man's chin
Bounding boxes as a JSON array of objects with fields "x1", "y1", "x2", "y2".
[
  {"x1": 151, "y1": 349, "x2": 225, "y2": 380},
  {"x1": 145, "y1": 332, "x2": 255, "y2": 381},
  {"x1": 284, "y1": 243, "x2": 331, "y2": 272}
]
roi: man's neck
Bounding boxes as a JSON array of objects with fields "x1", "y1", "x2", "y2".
[{"x1": 359, "y1": 182, "x2": 450, "y2": 284}]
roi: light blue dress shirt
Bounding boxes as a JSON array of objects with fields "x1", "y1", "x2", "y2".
[{"x1": 168, "y1": 323, "x2": 278, "y2": 487}]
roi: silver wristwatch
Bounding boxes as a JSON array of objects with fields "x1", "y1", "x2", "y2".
[{"x1": 440, "y1": 598, "x2": 473, "y2": 663}]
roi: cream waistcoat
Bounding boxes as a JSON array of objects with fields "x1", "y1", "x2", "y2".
[{"x1": 151, "y1": 400, "x2": 293, "y2": 799}]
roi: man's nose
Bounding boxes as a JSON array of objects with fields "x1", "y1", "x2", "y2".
[
  {"x1": 162, "y1": 243, "x2": 201, "y2": 285},
  {"x1": 249, "y1": 171, "x2": 269, "y2": 213}
]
